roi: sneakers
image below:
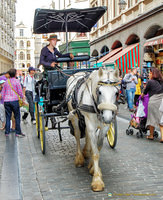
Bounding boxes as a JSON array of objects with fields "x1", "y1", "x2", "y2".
[
  {"x1": 22, "y1": 118, "x2": 28, "y2": 124},
  {"x1": 16, "y1": 133, "x2": 25, "y2": 138},
  {"x1": 32, "y1": 120, "x2": 36, "y2": 125}
]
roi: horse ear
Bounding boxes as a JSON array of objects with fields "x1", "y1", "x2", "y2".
[
  {"x1": 98, "y1": 67, "x2": 103, "y2": 77},
  {"x1": 114, "y1": 65, "x2": 119, "y2": 78}
]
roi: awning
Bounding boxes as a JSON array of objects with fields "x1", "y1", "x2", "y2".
[
  {"x1": 105, "y1": 43, "x2": 140, "y2": 73},
  {"x1": 144, "y1": 35, "x2": 163, "y2": 46},
  {"x1": 97, "y1": 47, "x2": 122, "y2": 63}
]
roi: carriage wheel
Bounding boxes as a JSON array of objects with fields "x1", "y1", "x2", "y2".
[
  {"x1": 35, "y1": 102, "x2": 40, "y2": 138},
  {"x1": 39, "y1": 112, "x2": 46, "y2": 154},
  {"x1": 107, "y1": 117, "x2": 117, "y2": 149}
]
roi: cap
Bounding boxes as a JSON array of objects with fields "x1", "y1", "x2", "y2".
[
  {"x1": 47, "y1": 34, "x2": 60, "y2": 41},
  {"x1": 0, "y1": 80, "x2": 6, "y2": 85},
  {"x1": 28, "y1": 67, "x2": 35, "y2": 72}
]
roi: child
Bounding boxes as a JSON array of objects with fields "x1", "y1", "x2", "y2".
[{"x1": 0, "y1": 80, "x2": 6, "y2": 130}]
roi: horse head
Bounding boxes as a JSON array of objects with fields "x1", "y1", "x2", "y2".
[{"x1": 93, "y1": 67, "x2": 120, "y2": 124}]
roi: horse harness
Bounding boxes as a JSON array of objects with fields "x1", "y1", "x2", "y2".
[{"x1": 71, "y1": 72, "x2": 120, "y2": 118}]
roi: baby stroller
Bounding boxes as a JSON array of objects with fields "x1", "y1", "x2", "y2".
[{"x1": 126, "y1": 94, "x2": 159, "y2": 138}]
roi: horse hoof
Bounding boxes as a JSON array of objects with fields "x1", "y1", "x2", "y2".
[
  {"x1": 75, "y1": 154, "x2": 84, "y2": 167},
  {"x1": 91, "y1": 183, "x2": 104, "y2": 192},
  {"x1": 91, "y1": 176, "x2": 104, "y2": 192}
]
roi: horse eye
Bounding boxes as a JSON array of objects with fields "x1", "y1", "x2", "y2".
[{"x1": 99, "y1": 91, "x2": 101, "y2": 95}]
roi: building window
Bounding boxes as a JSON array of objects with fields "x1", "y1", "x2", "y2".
[
  {"x1": 27, "y1": 41, "x2": 30, "y2": 47},
  {"x1": 20, "y1": 29, "x2": 24, "y2": 36},
  {"x1": 19, "y1": 52, "x2": 25, "y2": 60},
  {"x1": 27, "y1": 63, "x2": 31, "y2": 67},
  {"x1": 19, "y1": 40, "x2": 24, "y2": 48},
  {"x1": 128, "y1": 0, "x2": 133, "y2": 8},
  {"x1": 77, "y1": 33, "x2": 86, "y2": 37},
  {"x1": 27, "y1": 54, "x2": 30, "y2": 60},
  {"x1": 113, "y1": 0, "x2": 118, "y2": 18}
]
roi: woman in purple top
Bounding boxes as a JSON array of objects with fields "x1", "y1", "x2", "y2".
[
  {"x1": 0, "y1": 69, "x2": 25, "y2": 137},
  {"x1": 39, "y1": 34, "x2": 74, "y2": 75},
  {"x1": 141, "y1": 68, "x2": 163, "y2": 142}
]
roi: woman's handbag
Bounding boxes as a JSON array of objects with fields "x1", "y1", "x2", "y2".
[{"x1": 8, "y1": 79, "x2": 24, "y2": 107}]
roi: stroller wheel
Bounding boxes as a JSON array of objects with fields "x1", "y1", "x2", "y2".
[
  {"x1": 154, "y1": 131, "x2": 158, "y2": 138},
  {"x1": 136, "y1": 132, "x2": 140, "y2": 138},
  {"x1": 129, "y1": 129, "x2": 134, "y2": 135},
  {"x1": 126, "y1": 129, "x2": 130, "y2": 135}
]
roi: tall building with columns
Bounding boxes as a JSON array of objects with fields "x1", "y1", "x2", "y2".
[
  {"x1": 0, "y1": 0, "x2": 16, "y2": 73},
  {"x1": 90, "y1": 0, "x2": 163, "y2": 73},
  {"x1": 15, "y1": 22, "x2": 35, "y2": 75}
]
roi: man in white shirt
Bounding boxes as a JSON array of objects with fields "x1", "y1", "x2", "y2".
[{"x1": 22, "y1": 67, "x2": 36, "y2": 124}]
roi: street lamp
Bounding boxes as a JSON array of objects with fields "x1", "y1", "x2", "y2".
[{"x1": 119, "y1": 0, "x2": 127, "y2": 11}]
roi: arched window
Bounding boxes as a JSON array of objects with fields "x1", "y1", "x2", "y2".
[
  {"x1": 19, "y1": 52, "x2": 25, "y2": 60},
  {"x1": 27, "y1": 41, "x2": 31, "y2": 47},
  {"x1": 27, "y1": 63, "x2": 31, "y2": 67},
  {"x1": 19, "y1": 40, "x2": 24, "y2": 48},
  {"x1": 125, "y1": 34, "x2": 140, "y2": 45}
]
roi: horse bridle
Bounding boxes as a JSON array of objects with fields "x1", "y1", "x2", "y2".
[
  {"x1": 79, "y1": 79, "x2": 120, "y2": 121},
  {"x1": 93, "y1": 80, "x2": 120, "y2": 120}
]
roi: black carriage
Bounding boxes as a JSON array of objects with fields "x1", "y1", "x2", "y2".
[{"x1": 33, "y1": 6, "x2": 117, "y2": 154}]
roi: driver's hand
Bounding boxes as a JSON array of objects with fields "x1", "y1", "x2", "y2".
[
  {"x1": 51, "y1": 62, "x2": 57, "y2": 67},
  {"x1": 70, "y1": 53, "x2": 74, "y2": 60}
]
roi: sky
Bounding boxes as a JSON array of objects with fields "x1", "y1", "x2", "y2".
[{"x1": 16, "y1": 0, "x2": 52, "y2": 27}]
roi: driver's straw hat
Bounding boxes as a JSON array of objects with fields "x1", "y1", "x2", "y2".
[{"x1": 47, "y1": 34, "x2": 60, "y2": 41}]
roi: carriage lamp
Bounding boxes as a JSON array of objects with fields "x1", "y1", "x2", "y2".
[{"x1": 119, "y1": 0, "x2": 127, "y2": 11}]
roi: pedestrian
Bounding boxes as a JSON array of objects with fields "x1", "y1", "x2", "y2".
[
  {"x1": 0, "y1": 68, "x2": 25, "y2": 137},
  {"x1": 0, "y1": 80, "x2": 6, "y2": 130},
  {"x1": 0, "y1": 71, "x2": 10, "y2": 81},
  {"x1": 22, "y1": 67, "x2": 36, "y2": 125},
  {"x1": 141, "y1": 68, "x2": 163, "y2": 142},
  {"x1": 134, "y1": 71, "x2": 142, "y2": 107},
  {"x1": 123, "y1": 68, "x2": 138, "y2": 112}
]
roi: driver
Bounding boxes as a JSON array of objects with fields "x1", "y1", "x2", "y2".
[{"x1": 39, "y1": 34, "x2": 74, "y2": 77}]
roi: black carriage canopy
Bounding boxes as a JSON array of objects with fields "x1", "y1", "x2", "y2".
[{"x1": 33, "y1": 6, "x2": 107, "y2": 34}]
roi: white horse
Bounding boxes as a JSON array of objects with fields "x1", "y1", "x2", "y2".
[{"x1": 66, "y1": 67, "x2": 120, "y2": 191}]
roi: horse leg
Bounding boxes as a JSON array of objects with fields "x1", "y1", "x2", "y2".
[
  {"x1": 71, "y1": 116, "x2": 85, "y2": 167},
  {"x1": 85, "y1": 117, "x2": 104, "y2": 192},
  {"x1": 68, "y1": 102, "x2": 84, "y2": 167},
  {"x1": 83, "y1": 130, "x2": 91, "y2": 159}
]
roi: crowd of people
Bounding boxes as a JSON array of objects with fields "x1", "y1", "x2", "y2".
[
  {"x1": 0, "y1": 67, "x2": 36, "y2": 137},
  {"x1": 0, "y1": 33, "x2": 162, "y2": 143},
  {"x1": 120, "y1": 67, "x2": 163, "y2": 142}
]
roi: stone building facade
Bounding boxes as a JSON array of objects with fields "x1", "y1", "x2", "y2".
[
  {"x1": 0, "y1": 0, "x2": 16, "y2": 73},
  {"x1": 15, "y1": 22, "x2": 35, "y2": 75},
  {"x1": 89, "y1": 0, "x2": 163, "y2": 71}
]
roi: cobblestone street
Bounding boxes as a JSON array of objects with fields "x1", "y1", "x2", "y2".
[{"x1": 0, "y1": 106, "x2": 163, "y2": 200}]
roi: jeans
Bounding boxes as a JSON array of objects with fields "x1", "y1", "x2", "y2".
[
  {"x1": 126, "y1": 88, "x2": 136, "y2": 109},
  {"x1": 22, "y1": 90, "x2": 35, "y2": 121},
  {"x1": 4, "y1": 101, "x2": 21, "y2": 135}
]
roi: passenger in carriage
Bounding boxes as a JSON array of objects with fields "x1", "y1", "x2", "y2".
[{"x1": 39, "y1": 34, "x2": 74, "y2": 76}]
